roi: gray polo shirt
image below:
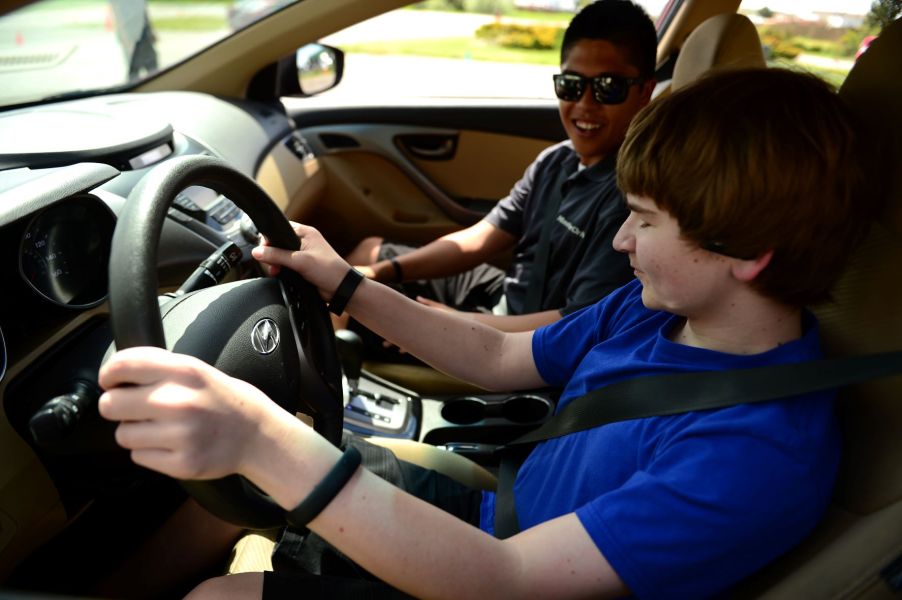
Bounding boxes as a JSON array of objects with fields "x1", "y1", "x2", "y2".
[{"x1": 485, "y1": 140, "x2": 632, "y2": 316}]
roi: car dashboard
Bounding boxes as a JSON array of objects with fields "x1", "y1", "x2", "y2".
[
  {"x1": 0, "y1": 90, "x2": 299, "y2": 579},
  {"x1": 0, "y1": 85, "x2": 559, "y2": 591}
]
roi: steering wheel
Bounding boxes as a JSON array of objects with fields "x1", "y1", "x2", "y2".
[{"x1": 107, "y1": 154, "x2": 343, "y2": 529}]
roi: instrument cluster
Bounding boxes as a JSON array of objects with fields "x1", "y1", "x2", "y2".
[{"x1": 17, "y1": 195, "x2": 116, "y2": 309}]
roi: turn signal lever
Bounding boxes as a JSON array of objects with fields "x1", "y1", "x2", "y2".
[
  {"x1": 29, "y1": 380, "x2": 99, "y2": 445},
  {"x1": 174, "y1": 241, "x2": 243, "y2": 296},
  {"x1": 335, "y1": 329, "x2": 363, "y2": 396}
]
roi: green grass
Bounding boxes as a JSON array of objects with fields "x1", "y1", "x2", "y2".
[
  {"x1": 506, "y1": 9, "x2": 573, "y2": 23},
  {"x1": 341, "y1": 37, "x2": 560, "y2": 65},
  {"x1": 22, "y1": 0, "x2": 101, "y2": 11},
  {"x1": 406, "y1": 4, "x2": 574, "y2": 23},
  {"x1": 789, "y1": 35, "x2": 842, "y2": 58},
  {"x1": 768, "y1": 59, "x2": 848, "y2": 88},
  {"x1": 150, "y1": 15, "x2": 227, "y2": 30}
]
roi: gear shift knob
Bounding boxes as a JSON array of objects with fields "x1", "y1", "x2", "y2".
[{"x1": 335, "y1": 328, "x2": 363, "y2": 394}]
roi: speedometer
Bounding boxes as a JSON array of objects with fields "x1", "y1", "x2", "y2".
[{"x1": 19, "y1": 196, "x2": 116, "y2": 308}]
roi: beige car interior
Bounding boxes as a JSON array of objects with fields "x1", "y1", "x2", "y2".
[{"x1": 657, "y1": 11, "x2": 765, "y2": 98}]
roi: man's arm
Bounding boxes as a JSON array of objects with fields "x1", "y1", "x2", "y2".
[
  {"x1": 98, "y1": 350, "x2": 629, "y2": 599},
  {"x1": 361, "y1": 219, "x2": 516, "y2": 284}
]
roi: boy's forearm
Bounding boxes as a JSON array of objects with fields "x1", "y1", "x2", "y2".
[
  {"x1": 244, "y1": 416, "x2": 624, "y2": 600},
  {"x1": 347, "y1": 278, "x2": 542, "y2": 391},
  {"x1": 466, "y1": 309, "x2": 562, "y2": 332}
]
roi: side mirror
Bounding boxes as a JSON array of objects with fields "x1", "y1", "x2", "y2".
[
  {"x1": 296, "y1": 43, "x2": 344, "y2": 96},
  {"x1": 246, "y1": 43, "x2": 345, "y2": 102}
]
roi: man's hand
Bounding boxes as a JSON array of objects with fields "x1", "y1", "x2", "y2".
[
  {"x1": 97, "y1": 347, "x2": 278, "y2": 481},
  {"x1": 355, "y1": 265, "x2": 377, "y2": 280}
]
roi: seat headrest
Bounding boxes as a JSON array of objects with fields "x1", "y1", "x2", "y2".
[
  {"x1": 839, "y1": 18, "x2": 902, "y2": 233},
  {"x1": 813, "y1": 18, "x2": 902, "y2": 514},
  {"x1": 671, "y1": 13, "x2": 766, "y2": 92}
]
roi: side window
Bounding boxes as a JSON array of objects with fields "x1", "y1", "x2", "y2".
[
  {"x1": 741, "y1": 1, "x2": 890, "y2": 88},
  {"x1": 315, "y1": 0, "x2": 665, "y2": 103}
]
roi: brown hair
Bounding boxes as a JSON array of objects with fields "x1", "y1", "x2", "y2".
[{"x1": 617, "y1": 67, "x2": 879, "y2": 307}]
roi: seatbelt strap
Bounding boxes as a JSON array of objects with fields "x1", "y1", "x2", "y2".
[{"x1": 493, "y1": 349, "x2": 902, "y2": 538}]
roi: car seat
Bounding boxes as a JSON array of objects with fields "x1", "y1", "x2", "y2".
[
  {"x1": 364, "y1": 12, "x2": 767, "y2": 397},
  {"x1": 662, "y1": 12, "x2": 765, "y2": 96},
  {"x1": 732, "y1": 18, "x2": 902, "y2": 600}
]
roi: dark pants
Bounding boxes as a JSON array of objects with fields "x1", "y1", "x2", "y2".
[
  {"x1": 263, "y1": 435, "x2": 483, "y2": 599},
  {"x1": 350, "y1": 241, "x2": 506, "y2": 363}
]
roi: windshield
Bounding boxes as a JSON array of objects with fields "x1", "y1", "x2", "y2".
[
  {"x1": 0, "y1": 0, "x2": 298, "y2": 108},
  {"x1": 3, "y1": 0, "x2": 875, "y2": 110}
]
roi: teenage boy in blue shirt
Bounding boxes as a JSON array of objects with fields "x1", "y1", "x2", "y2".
[
  {"x1": 99, "y1": 68, "x2": 877, "y2": 599},
  {"x1": 337, "y1": 0, "x2": 656, "y2": 336}
]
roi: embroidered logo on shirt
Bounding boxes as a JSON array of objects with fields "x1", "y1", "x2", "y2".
[{"x1": 557, "y1": 215, "x2": 586, "y2": 239}]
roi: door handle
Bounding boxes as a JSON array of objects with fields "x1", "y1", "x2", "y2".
[{"x1": 396, "y1": 134, "x2": 458, "y2": 161}]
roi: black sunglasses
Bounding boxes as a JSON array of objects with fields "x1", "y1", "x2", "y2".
[{"x1": 553, "y1": 72, "x2": 644, "y2": 105}]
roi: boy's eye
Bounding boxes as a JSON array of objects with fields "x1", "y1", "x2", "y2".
[{"x1": 638, "y1": 221, "x2": 650, "y2": 229}]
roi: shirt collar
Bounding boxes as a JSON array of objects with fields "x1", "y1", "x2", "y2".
[{"x1": 567, "y1": 147, "x2": 619, "y2": 183}]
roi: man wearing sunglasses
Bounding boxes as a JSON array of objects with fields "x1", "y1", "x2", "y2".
[{"x1": 341, "y1": 0, "x2": 657, "y2": 343}]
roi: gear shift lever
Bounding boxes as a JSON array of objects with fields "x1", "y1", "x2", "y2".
[{"x1": 335, "y1": 329, "x2": 363, "y2": 396}]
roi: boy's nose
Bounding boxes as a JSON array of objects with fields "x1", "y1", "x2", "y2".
[{"x1": 613, "y1": 222, "x2": 633, "y2": 252}]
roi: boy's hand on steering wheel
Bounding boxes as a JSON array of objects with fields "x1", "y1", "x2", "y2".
[
  {"x1": 97, "y1": 347, "x2": 281, "y2": 481},
  {"x1": 252, "y1": 222, "x2": 351, "y2": 303}
]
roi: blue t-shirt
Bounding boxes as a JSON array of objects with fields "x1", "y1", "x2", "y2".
[{"x1": 479, "y1": 280, "x2": 840, "y2": 599}]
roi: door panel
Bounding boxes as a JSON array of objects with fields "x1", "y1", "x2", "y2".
[
  {"x1": 285, "y1": 103, "x2": 564, "y2": 252},
  {"x1": 406, "y1": 130, "x2": 553, "y2": 205},
  {"x1": 315, "y1": 151, "x2": 462, "y2": 250}
]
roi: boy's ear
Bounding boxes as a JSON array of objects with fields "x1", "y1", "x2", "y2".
[{"x1": 731, "y1": 250, "x2": 773, "y2": 283}]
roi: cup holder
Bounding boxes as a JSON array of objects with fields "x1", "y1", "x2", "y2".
[
  {"x1": 441, "y1": 397, "x2": 485, "y2": 425},
  {"x1": 441, "y1": 394, "x2": 551, "y2": 425},
  {"x1": 503, "y1": 395, "x2": 550, "y2": 423}
]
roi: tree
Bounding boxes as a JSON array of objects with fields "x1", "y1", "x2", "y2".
[
  {"x1": 866, "y1": 0, "x2": 901, "y2": 32},
  {"x1": 758, "y1": 7, "x2": 774, "y2": 18}
]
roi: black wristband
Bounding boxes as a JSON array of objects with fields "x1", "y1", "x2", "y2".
[
  {"x1": 389, "y1": 256, "x2": 404, "y2": 283},
  {"x1": 329, "y1": 268, "x2": 364, "y2": 315},
  {"x1": 286, "y1": 445, "x2": 362, "y2": 528}
]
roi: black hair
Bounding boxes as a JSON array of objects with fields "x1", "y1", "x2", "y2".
[{"x1": 561, "y1": 0, "x2": 657, "y2": 77}]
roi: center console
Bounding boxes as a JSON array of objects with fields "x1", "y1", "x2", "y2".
[{"x1": 343, "y1": 373, "x2": 554, "y2": 467}]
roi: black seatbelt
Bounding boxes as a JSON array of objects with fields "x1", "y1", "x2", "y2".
[{"x1": 494, "y1": 350, "x2": 902, "y2": 539}]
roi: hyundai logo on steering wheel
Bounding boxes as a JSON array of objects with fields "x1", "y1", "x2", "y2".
[{"x1": 251, "y1": 318, "x2": 280, "y2": 355}]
